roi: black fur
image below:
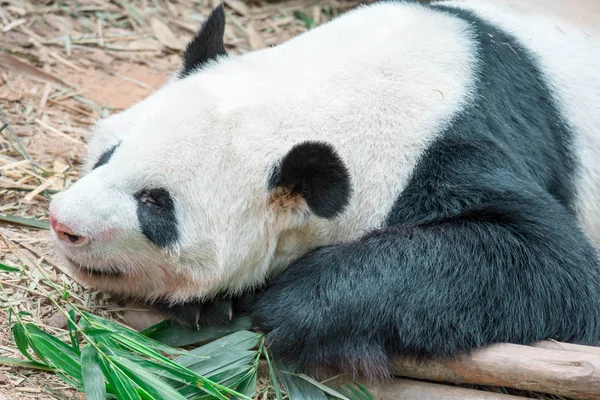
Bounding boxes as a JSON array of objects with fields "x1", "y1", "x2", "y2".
[
  {"x1": 150, "y1": 298, "x2": 233, "y2": 327},
  {"x1": 179, "y1": 4, "x2": 227, "y2": 78},
  {"x1": 92, "y1": 144, "x2": 119, "y2": 170},
  {"x1": 270, "y1": 141, "x2": 352, "y2": 219},
  {"x1": 135, "y1": 188, "x2": 179, "y2": 247},
  {"x1": 251, "y1": 6, "x2": 600, "y2": 379},
  {"x1": 149, "y1": 292, "x2": 256, "y2": 327}
]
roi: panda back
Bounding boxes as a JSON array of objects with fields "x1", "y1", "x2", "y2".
[{"x1": 438, "y1": 0, "x2": 600, "y2": 244}]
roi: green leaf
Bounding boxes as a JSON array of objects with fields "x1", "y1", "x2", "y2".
[
  {"x1": 82, "y1": 311, "x2": 187, "y2": 356},
  {"x1": 284, "y1": 372, "x2": 349, "y2": 400},
  {"x1": 0, "y1": 355, "x2": 52, "y2": 371},
  {"x1": 17, "y1": 311, "x2": 33, "y2": 317},
  {"x1": 176, "y1": 367, "x2": 252, "y2": 399},
  {"x1": 138, "y1": 320, "x2": 170, "y2": 337},
  {"x1": 99, "y1": 356, "x2": 142, "y2": 400},
  {"x1": 143, "y1": 316, "x2": 253, "y2": 347},
  {"x1": 340, "y1": 382, "x2": 376, "y2": 400},
  {"x1": 110, "y1": 355, "x2": 188, "y2": 400},
  {"x1": 172, "y1": 330, "x2": 259, "y2": 397},
  {"x1": 101, "y1": 338, "x2": 246, "y2": 400},
  {"x1": 81, "y1": 344, "x2": 107, "y2": 400},
  {"x1": 92, "y1": 333, "x2": 122, "y2": 358},
  {"x1": 26, "y1": 323, "x2": 82, "y2": 381},
  {"x1": 175, "y1": 330, "x2": 260, "y2": 370},
  {"x1": 179, "y1": 345, "x2": 255, "y2": 379},
  {"x1": 9, "y1": 310, "x2": 257, "y2": 400},
  {"x1": 112, "y1": 333, "x2": 190, "y2": 370},
  {"x1": 109, "y1": 350, "x2": 197, "y2": 386},
  {"x1": 68, "y1": 309, "x2": 80, "y2": 351},
  {"x1": 293, "y1": 10, "x2": 315, "y2": 28},
  {"x1": 201, "y1": 354, "x2": 256, "y2": 381},
  {"x1": 263, "y1": 347, "x2": 283, "y2": 400},
  {"x1": 0, "y1": 214, "x2": 50, "y2": 229},
  {"x1": 12, "y1": 323, "x2": 34, "y2": 361},
  {"x1": 0, "y1": 262, "x2": 20, "y2": 272},
  {"x1": 84, "y1": 328, "x2": 118, "y2": 337},
  {"x1": 337, "y1": 383, "x2": 374, "y2": 400},
  {"x1": 277, "y1": 369, "x2": 328, "y2": 400},
  {"x1": 232, "y1": 370, "x2": 257, "y2": 399},
  {"x1": 206, "y1": 366, "x2": 251, "y2": 387}
]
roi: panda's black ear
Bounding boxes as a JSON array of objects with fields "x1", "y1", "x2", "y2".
[
  {"x1": 179, "y1": 4, "x2": 227, "y2": 78},
  {"x1": 269, "y1": 141, "x2": 352, "y2": 219}
]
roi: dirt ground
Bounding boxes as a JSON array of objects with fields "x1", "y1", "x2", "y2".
[{"x1": 0, "y1": 1, "x2": 363, "y2": 398}]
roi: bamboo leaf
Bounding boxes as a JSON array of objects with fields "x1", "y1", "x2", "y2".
[
  {"x1": 12, "y1": 323, "x2": 34, "y2": 361},
  {"x1": 84, "y1": 328, "x2": 118, "y2": 337},
  {"x1": 206, "y1": 366, "x2": 251, "y2": 387},
  {"x1": 337, "y1": 383, "x2": 371, "y2": 400},
  {"x1": 0, "y1": 355, "x2": 52, "y2": 371},
  {"x1": 336, "y1": 381, "x2": 378, "y2": 400},
  {"x1": 111, "y1": 333, "x2": 198, "y2": 376},
  {"x1": 99, "y1": 338, "x2": 246, "y2": 400},
  {"x1": 113, "y1": 346, "x2": 252, "y2": 400},
  {"x1": 9, "y1": 308, "x2": 258, "y2": 400},
  {"x1": 26, "y1": 323, "x2": 82, "y2": 381},
  {"x1": 284, "y1": 372, "x2": 349, "y2": 400},
  {"x1": 175, "y1": 330, "x2": 260, "y2": 369},
  {"x1": 68, "y1": 309, "x2": 80, "y2": 351},
  {"x1": 109, "y1": 350, "x2": 197, "y2": 386},
  {"x1": 143, "y1": 316, "x2": 253, "y2": 347},
  {"x1": 99, "y1": 355, "x2": 142, "y2": 400},
  {"x1": 338, "y1": 381, "x2": 376, "y2": 400},
  {"x1": 232, "y1": 370, "x2": 257, "y2": 399},
  {"x1": 93, "y1": 333, "x2": 122, "y2": 358},
  {"x1": 110, "y1": 355, "x2": 188, "y2": 400},
  {"x1": 17, "y1": 311, "x2": 33, "y2": 318},
  {"x1": 263, "y1": 348, "x2": 283, "y2": 400},
  {"x1": 199, "y1": 354, "x2": 256, "y2": 381},
  {"x1": 138, "y1": 319, "x2": 170, "y2": 337},
  {"x1": 294, "y1": 10, "x2": 315, "y2": 28},
  {"x1": 277, "y1": 370, "x2": 328, "y2": 400},
  {"x1": 82, "y1": 311, "x2": 187, "y2": 356},
  {"x1": 176, "y1": 367, "x2": 253, "y2": 399},
  {"x1": 345, "y1": 381, "x2": 376, "y2": 400},
  {"x1": 81, "y1": 344, "x2": 107, "y2": 400},
  {"x1": 0, "y1": 214, "x2": 49, "y2": 229},
  {"x1": 0, "y1": 262, "x2": 20, "y2": 272}
]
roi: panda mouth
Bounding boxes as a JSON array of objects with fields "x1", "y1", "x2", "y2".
[{"x1": 65, "y1": 256, "x2": 124, "y2": 278}]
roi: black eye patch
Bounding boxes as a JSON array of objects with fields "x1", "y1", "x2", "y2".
[
  {"x1": 93, "y1": 144, "x2": 120, "y2": 170},
  {"x1": 135, "y1": 188, "x2": 179, "y2": 247}
]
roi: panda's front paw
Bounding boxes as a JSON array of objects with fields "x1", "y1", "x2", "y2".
[
  {"x1": 149, "y1": 297, "x2": 234, "y2": 328},
  {"x1": 250, "y1": 246, "x2": 393, "y2": 379},
  {"x1": 251, "y1": 283, "x2": 316, "y2": 369},
  {"x1": 250, "y1": 255, "x2": 341, "y2": 375}
]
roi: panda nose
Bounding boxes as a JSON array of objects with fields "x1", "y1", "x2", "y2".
[{"x1": 49, "y1": 214, "x2": 87, "y2": 245}]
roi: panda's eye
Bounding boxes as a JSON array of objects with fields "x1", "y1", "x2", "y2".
[
  {"x1": 135, "y1": 188, "x2": 173, "y2": 211},
  {"x1": 135, "y1": 188, "x2": 178, "y2": 247}
]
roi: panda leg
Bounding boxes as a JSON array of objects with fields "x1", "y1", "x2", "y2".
[{"x1": 251, "y1": 192, "x2": 600, "y2": 380}]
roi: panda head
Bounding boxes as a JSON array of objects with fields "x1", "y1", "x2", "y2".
[{"x1": 48, "y1": 5, "x2": 351, "y2": 304}]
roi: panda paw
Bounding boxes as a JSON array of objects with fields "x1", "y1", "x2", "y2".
[
  {"x1": 250, "y1": 249, "x2": 393, "y2": 380},
  {"x1": 149, "y1": 297, "x2": 234, "y2": 328}
]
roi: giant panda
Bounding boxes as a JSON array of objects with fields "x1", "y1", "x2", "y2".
[{"x1": 48, "y1": 0, "x2": 600, "y2": 379}]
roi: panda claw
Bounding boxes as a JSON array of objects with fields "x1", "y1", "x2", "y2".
[{"x1": 148, "y1": 297, "x2": 234, "y2": 327}]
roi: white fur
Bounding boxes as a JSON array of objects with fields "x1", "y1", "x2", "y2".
[{"x1": 49, "y1": 0, "x2": 600, "y2": 303}]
